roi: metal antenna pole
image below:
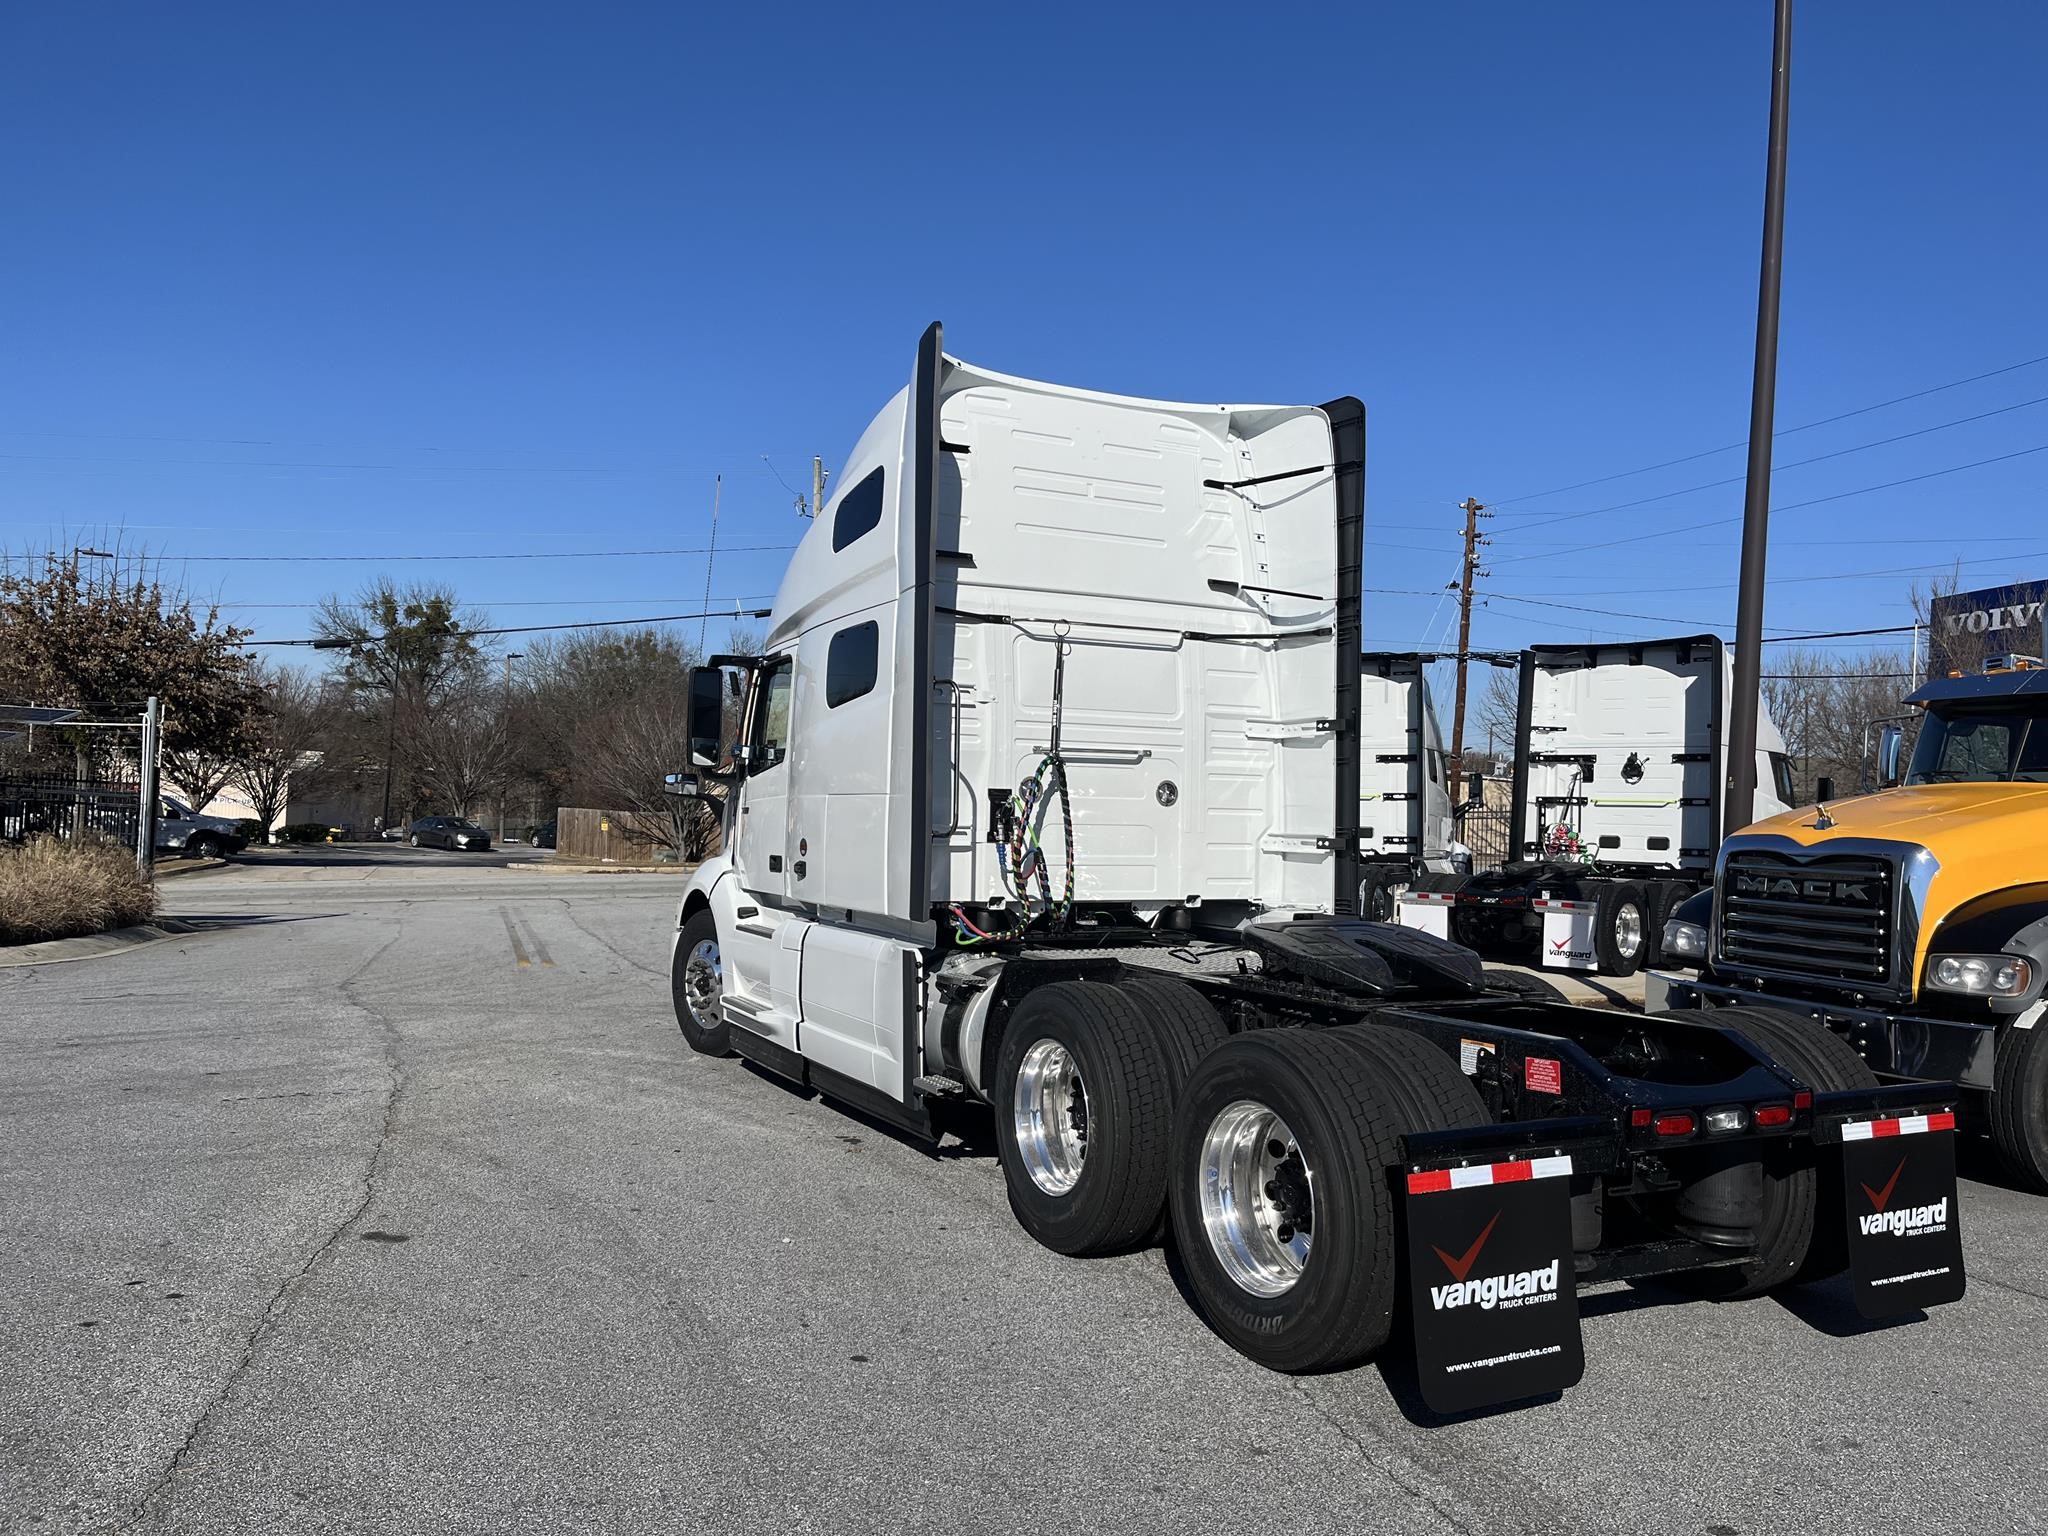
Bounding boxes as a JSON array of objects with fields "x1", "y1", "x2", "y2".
[
  {"x1": 1726, "y1": 0, "x2": 1795, "y2": 839},
  {"x1": 699, "y1": 474, "x2": 721, "y2": 652},
  {"x1": 135, "y1": 695, "x2": 161, "y2": 880}
]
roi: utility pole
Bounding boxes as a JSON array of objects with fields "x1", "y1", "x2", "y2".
[
  {"x1": 1447, "y1": 497, "x2": 1490, "y2": 804},
  {"x1": 1726, "y1": 0, "x2": 1795, "y2": 839},
  {"x1": 699, "y1": 474, "x2": 722, "y2": 651},
  {"x1": 812, "y1": 457, "x2": 827, "y2": 519}
]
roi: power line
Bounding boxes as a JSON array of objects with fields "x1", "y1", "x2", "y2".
[
  {"x1": 217, "y1": 594, "x2": 778, "y2": 610},
  {"x1": 1489, "y1": 349, "x2": 2048, "y2": 508},
  {"x1": 159, "y1": 543, "x2": 799, "y2": 564},
  {"x1": 1488, "y1": 440, "x2": 2048, "y2": 566},
  {"x1": 1495, "y1": 392, "x2": 2048, "y2": 538},
  {"x1": 244, "y1": 605, "x2": 775, "y2": 647},
  {"x1": 0, "y1": 449, "x2": 787, "y2": 476}
]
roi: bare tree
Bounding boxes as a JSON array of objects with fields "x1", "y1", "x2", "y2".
[
  {"x1": 407, "y1": 691, "x2": 512, "y2": 818},
  {"x1": 1760, "y1": 646, "x2": 1918, "y2": 801},
  {"x1": 231, "y1": 664, "x2": 333, "y2": 837}
]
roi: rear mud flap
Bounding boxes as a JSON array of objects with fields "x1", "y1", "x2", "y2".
[
  {"x1": 1837, "y1": 1111, "x2": 1967, "y2": 1318},
  {"x1": 1404, "y1": 1154, "x2": 1584, "y2": 1413}
]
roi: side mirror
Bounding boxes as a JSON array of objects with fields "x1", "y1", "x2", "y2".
[
  {"x1": 688, "y1": 666, "x2": 726, "y2": 768},
  {"x1": 1878, "y1": 724, "x2": 1905, "y2": 789},
  {"x1": 1815, "y1": 775, "x2": 1836, "y2": 804},
  {"x1": 663, "y1": 772, "x2": 702, "y2": 798}
]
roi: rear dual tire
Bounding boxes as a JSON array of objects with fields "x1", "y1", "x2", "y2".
[
  {"x1": 993, "y1": 975, "x2": 1227, "y2": 1258},
  {"x1": 1671, "y1": 1005, "x2": 1880, "y2": 1294}
]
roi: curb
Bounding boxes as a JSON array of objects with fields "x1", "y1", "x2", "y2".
[
  {"x1": 153, "y1": 858, "x2": 229, "y2": 880},
  {"x1": 0, "y1": 917, "x2": 206, "y2": 969}
]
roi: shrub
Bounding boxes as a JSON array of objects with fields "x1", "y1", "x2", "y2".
[
  {"x1": 277, "y1": 822, "x2": 334, "y2": 844},
  {"x1": 0, "y1": 837, "x2": 158, "y2": 945},
  {"x1": 234, "y1": 819, "x2": 266, "y2": 844}
]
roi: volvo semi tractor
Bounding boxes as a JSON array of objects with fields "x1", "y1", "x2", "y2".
[
  {"x1": 663, "y1": 326, "x2": 1962, "y2": 1405},
  {"x1": 1396, "y1": 636, "x2": 1792, "y2": 978},
  {"x1": 1657, "y1": 655, "x2": 2048, "y2": 1190}
]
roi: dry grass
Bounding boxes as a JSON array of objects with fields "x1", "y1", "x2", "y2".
[{"x1": 0, "y1": 837, "x2": 158, "y2": 945}]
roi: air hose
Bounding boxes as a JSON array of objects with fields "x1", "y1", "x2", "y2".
[{"x1": 952, "y1": 625, "x2": 1077, "y2": 945}]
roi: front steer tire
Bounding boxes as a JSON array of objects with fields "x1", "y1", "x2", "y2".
[
  {"x1": 1169, "y1": 1030, "x2": 1403, "y2": 1374},
  {"x1": 671, "y1": 909, "x2": 731, "y2": 1057},
  {"x1": 993, "y1": 980, "x2": 1179, "y2": 1258},
  {"x1": 1990, "y1": 1021, "x2": 2048, "y2": 1194}
]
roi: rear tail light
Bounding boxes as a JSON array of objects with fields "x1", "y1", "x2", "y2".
[
  {"x1": 1629, "y1": 1108, "x2": 1652, "y2": 1130},
  {"x1": 1654, "y1": 1112, "x2": 1696, "y2": 1138},
  {"x1": 1793, "y1": 1090, "x2": 1813, "y2": 1111},
  {"x1": 1753, "y1": 1103, "x2": 1793, "y2": 1129},
  {"x1": 1702, "y1": 1107, "x2": 1747, "y2": 1135}
]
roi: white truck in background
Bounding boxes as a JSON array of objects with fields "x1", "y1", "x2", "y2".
[
  {"x1": 1354, "y1": 651, "x2": 1467, "y2": 919},
  {"x1": 661, "y1": 326, "x2": 1960, "y2": 1404},
  {"x1": 1398, "y1": 635, "x2": 1793, "y2": 977}
]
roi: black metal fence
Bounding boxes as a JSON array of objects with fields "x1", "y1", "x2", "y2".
[
  {"x1": 1456, "y1": 777, "x2": 1514, "y2": 871},
  {"x1": 0, "y1": 772, "x2": 143, "y2": 849}
]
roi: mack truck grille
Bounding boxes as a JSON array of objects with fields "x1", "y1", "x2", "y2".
[{"x1": 1718, "y1": 852, "x2": 1895, "y2": 988}]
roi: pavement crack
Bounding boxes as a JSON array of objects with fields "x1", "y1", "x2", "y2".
[
  {"x1": 553, "y1": 898, "x2": 664, "y2": 977},
  {"x1": 117, "y1": 925, "x2": 408, "y2": 1532},
  {"x1": 1288, "y1": 1381, "x2": 1485, "y2": 1535}
]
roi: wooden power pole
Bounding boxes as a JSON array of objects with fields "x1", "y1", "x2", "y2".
[
  {"x1": 812, "y1": 457, "x2": 827, "y2": 519},
  {"x1": 1447, "y1": 497, "x2": 1490, "y2": 804}
]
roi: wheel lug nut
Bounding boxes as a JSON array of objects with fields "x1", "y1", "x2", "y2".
[{"x1": 1264, "y1": 1180, "x2": 1281, "y2": 1199}]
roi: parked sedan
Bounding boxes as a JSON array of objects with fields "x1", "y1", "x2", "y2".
[{"x1": 407, "y1": 816, "x2": 493, "y2": 851}]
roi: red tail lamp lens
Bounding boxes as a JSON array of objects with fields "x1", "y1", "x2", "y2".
[
  {"x1": 1793, "y1": 1090, "x2": 1813, "y2": 1111},
  {"x1": 1629, "y1": 1108, "x2": 1652, "y2": 1130},
  {"x1": 1654, "y1": 1112, "x2": 1696, "y2": 1138},
  {"x1": 1753, "y1": 1104, "x2": 1793, "y2": 1129}
]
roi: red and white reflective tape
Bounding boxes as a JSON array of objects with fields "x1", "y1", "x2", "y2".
[
  {"x1": 1407, "y1": 1154, "x2": 1573, "y2": 1195},
  {"x1": 1402, "y1": 890, "x2": 1457, "y2": 907},
  {"x1": 1531, "y1": 897, "x2": 1594, "y2": 913},
  {"x1": 1840, "y1": 1111, "x2": 1956, "y2": 1141}
]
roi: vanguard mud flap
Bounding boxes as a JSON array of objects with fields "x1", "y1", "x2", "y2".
[
  {"x1": 1828, "y1": 1109, "x2": 1968, "y2": 1318},
  {"x1": 1403, "y1": 1152, "x2": 1584, "y2": 1413}
]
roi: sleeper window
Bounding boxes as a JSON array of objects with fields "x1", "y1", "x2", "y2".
[
  {"x1": 826, "y1": 621, "x2": 880, "y2": 708},
  {"x1": 832, "y1": 468, "x2": 886, "y2": 553}
]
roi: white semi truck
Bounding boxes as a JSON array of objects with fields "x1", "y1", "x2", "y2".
[
  {"x1": 1354, "y1": 651, "x2": 1460, "y2": 919},
  {"x1": 1398, "y1": 636, "x2": 1793, "y2": 978},
  {"x1": 665, "y1": 327, "x2": 1962, "y2": 1403}
]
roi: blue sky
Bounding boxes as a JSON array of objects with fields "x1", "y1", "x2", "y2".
[{"x1": 3, "y1": 2, "x2": 2043, "y2": 662}]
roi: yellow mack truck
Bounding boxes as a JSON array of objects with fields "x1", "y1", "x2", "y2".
[{"x1": 1656, "y1": 656, "x2": 2048, "y2": 1189}]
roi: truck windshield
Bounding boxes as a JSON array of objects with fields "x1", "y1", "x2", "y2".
[{"x1": 1906, "y1": 708, "x2": 2048, "y2": 785}]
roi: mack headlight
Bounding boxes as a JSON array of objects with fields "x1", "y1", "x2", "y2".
[
  {"x1": 1662, "y1": 916, "x2": 1709, "y2": 962},
  {"x1": 1925, "y1": 954, "x2": 2033, "y2": 998}
]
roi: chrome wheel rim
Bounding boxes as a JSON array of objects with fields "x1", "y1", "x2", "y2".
[
  {"x1": 1614, "y1": 903, "x2": 1643, "y2": 960},
  {"x1": 1199, "y1": 1100, "x2": 1314, "y2": 1298},
  {"x1": 682, "y1": 938, "x2": 722, "y2": 1028},
  {"x1": 1013, "y1": 1039, "x2": 1087, "y2": 1195}
]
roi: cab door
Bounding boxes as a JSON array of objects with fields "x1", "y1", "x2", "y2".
[{"x1": 734, "y1": 658, "x2": 794, "y2": 901}]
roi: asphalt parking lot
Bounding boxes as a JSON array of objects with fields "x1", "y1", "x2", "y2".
[{"x1": 4, "y1": 854, "x2": 2045, "y2": 1534}]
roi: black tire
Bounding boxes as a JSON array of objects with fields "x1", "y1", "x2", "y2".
[
  {"x1": 1330, "y1": 1024, "x2": 1488, "y2": 1139},
  {"x1": 1990, "y1": 1022, "x2": 2048, "y2": 1194},
  {"x1": 186, "y1": 834, "x2": 221, "y2": 860},
  {"x1": 1481, "y1": 966, "x2": 1569, "y2": 1004},
  {"x1": 671, "y1": 909, "x2": 731, "y2": 1056},
  {"x1": 1169, "y1": 1030, "x2": 1404, "y2": 1373},
  {"x1": 1676, "y1": 1005, "x2": 1878, "y2": 1293},
  {"x1": 993, "y1": 980, "x2": 1179, "y2": 1257},
  {"x1": 1592, "y1": 882, "x2": 1648, "y2": 977},
  {"x1": 1120, "y1": 974, "x2": 1231, "y2": 1083},
  {"x1": 1357, "y1": 864, "x2": 1402, "y2": 923},
  {"x1": 408, "y1": 834, "x2": 420, "y2": 848},
  {"x1": 1639, "y1": 881, "x2": 1684, "y2": 968}
]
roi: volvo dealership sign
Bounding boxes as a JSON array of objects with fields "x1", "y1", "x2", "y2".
[{"x1": 1928, "y1": 580, "x2": 2048, "y2": 677}]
